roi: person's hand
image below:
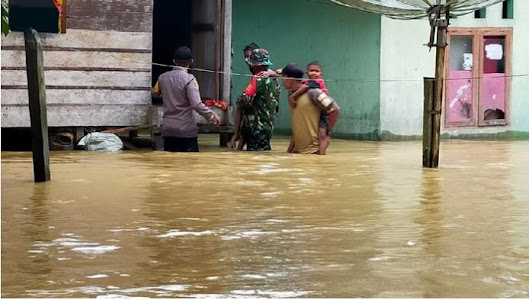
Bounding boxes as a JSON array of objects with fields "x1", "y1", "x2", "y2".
[
  {"x1": 210, "y1": 114, "x2": 220, "y2": 126},
  {"x1": 257, "y1": 69, "x2": 277, "y2": 78},
  {"x1": 289, "y1": 96, "x2": 297, "y2": 108}
]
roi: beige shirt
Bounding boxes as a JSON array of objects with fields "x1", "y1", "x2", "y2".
[{"x1": 290, "y1": 93, "x2": 320, "y2": 154}]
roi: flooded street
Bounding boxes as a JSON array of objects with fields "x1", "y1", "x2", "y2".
[{"x1": 2, "y1": 136, "x2": 529, "y2": 298}]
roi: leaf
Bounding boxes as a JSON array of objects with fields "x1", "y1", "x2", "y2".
[{"x1": 1, "y1": 0, "x2": 9, "y2": 36}]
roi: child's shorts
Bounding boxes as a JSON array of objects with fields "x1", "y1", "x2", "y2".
[{"x1": 319, "y1": 111, "x2": 329, "y2": 130}]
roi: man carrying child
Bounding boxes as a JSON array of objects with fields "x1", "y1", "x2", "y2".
[{"x1": 281, "y1": 63, "x2": 340, "y2": 155}]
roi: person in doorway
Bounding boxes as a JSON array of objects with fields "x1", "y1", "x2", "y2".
[
  {"x1": 152, "y1": 46, "x2": 220, "y2": 152},
  {"x1": 227, "y1": 42, "x2": 260, "y2": 149},
  {"x1": 281, "y1": 63, "x2": 340, "y2": 155},
  {"x1": 236, "y1": 48, "x2": 280, "y2": 151}
]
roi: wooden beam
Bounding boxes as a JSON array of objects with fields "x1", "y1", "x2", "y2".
[
  {"x1": 101, "y1": 124, "x2": 152, "y2": 134},
  {"x1": 422, "y1": 77, "x2": 435, "y2": 168},
  {"x1": 430, "y1": 25, "x2": 447, "y2": 169},
  {"x1": 25, "y1": 28, "x2": 50, "y2": 182}
]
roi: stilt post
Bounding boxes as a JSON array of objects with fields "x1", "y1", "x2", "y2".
[
  {"x1": 25, "y1": 28, "x2": 50, "y2": 182},
  {"x1": 423, "y1": 77, "x2": 435, "y2": 168}
]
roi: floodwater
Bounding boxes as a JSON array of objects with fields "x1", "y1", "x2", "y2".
[{"x1": 2, "y1": 136, "x2": 529, "y2": 298}]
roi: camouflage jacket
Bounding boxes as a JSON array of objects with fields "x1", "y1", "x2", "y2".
[{"x1": 237, "y1": 75, "x2": 280, "y2": 134}]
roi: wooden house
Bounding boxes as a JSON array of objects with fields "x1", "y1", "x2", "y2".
[{"x1": 1, "y1": 0, "x2": 233, "y2": 146}]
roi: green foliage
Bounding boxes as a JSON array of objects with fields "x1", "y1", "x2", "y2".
[{"x1": 1, "y1": 0, "x2": 9, "y2": 36}]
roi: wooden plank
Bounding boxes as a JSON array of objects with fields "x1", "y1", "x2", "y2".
[
  {"x1": 1, "y1": 29, "x2": 152, "y2": 49},
  {"x1": 64, "y1": 0, "x2": 153, "y2": 32},
  {"x1": 2, "y1": 70, "x2": 150, "y2": 87},
  {"x1": 423, "y1": 77, "x2": 435, "y2": 168},
  {"x1": 68, "y1": 0, "x2": 153, "y2": 14},
  {"x1": 1, "y1": 105, "x2": 151, "y2": 127},
  {"x1": 101, "y1": 125, "x2": 152, "y2": 134},
  {"x1": 192, "y1": 0, "x2": 220, "y2": 100},
  {"x1": 1, "y1": 89, "x2": 151, "y2": 105},
  {"x1": 2, "y1": 66, "x2": 151, "y2": 72},
  {"x1": 67, "y1": 10, "x2": 152, "y2": 32},
  {"x1": 2, "y1": 85, "x2": 151, "y2": 91},
  {"x1": 222, "y1": 0, "x2": 232, "y2": 103},
  {"x1": 2, "y1": 50, "x2": 151, "y2": 68},
  {"x1": 430, "y1": 27, "x2": 447, "y2": 169},
  {"x1": 149, "y1": 106, "x2": 228, "y2": 128},
  {"x1": 2, "y1": 45, "x2": 151, "y2": 53},
  {"x1": 25, "y1": 29, "x2": 50, "y2": 182}
]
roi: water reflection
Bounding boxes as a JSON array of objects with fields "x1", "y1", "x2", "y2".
[{"x1": 2, "y1": 138, "x2": 529, "y2": 297}]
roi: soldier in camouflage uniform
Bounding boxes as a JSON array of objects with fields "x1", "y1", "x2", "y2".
[{"x1": 237, "y1": 49, "x2": 280, "y2": 151}]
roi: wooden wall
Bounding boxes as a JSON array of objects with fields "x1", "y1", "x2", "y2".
[{"x1": 1, "y1": 0, "x2": 153, "y2": 127}]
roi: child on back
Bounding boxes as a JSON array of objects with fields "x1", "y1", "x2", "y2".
[{"x1": 288, "y1": 61, "x2": 332, "y2": 155}]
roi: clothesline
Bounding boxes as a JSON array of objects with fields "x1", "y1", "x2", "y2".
[{"x1": 151, "y1": 62, "x2": 529, "y2": 83}]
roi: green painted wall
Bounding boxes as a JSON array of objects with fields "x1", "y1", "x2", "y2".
[{"x1": 231, "y1": 0, "x2": 381, "y2": 140}]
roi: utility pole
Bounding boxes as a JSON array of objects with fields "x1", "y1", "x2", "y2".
[{"x1": 423, "y1": 4, "x2": 449, "y2": 168}]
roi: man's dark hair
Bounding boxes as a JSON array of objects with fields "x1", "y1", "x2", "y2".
[
  {"x1": 282, "y1": 63, "x2": 304, "y2": 79},
  {"x1": 173, "y1": 46, "x2": 192, "y2": 61},
  {"x1": 307, "y1": 60, "x2": 321, "y2": 69},
  {"x1": 243, "y1": 42, "x2": 260, "y2": 52}
]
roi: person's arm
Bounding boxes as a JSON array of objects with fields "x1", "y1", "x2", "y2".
[
  {"x1": 307, "y1": 89, "x2": 340, "y2": 133},
  {"x1": 326, "y1": 106, "x2": 340, "y2": 133},
  {"x1": 289, "y1": 79, "x2": 321, "y2": 107},
  {"x1": 258, "y1": 69, "x2": 280, "y2": 78},
  {"x1": 152, "y1": 81, "x2": 162, "y2": 98},
  {"x1": 290, "y1": 84, "x2": 309, "y2": 100},
  {"x1": 186, "y1": 78, "x2": 220, "y2": 125}
]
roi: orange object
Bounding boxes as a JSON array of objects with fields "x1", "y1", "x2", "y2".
[
  {"x1": 204, "y1": 100, "x2": 228, "y2": 111},
  {"x1": 53, "y1": 0, "x2": 64, "y2": 32},
  {"x1": 244, "y1": 76, "x2": 258, "y2": 97}
]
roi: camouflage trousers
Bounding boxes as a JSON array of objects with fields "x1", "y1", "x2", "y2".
[{"x1": 241, "y1": 127, "x2": 272, "y2": 151}]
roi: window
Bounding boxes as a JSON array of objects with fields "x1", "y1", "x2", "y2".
[
  {"x1": 502, "y1": 0, "x2": 513, "y2": 19},
  {"x1": 474, "y1": 8, "x2": 486, "y2": 19},
  {"x1": 9, "y1": 0, "x2": 66, "y2": 33},
  {"x1": 445, "y1": 28, "x2": 512, "y2": 128}
]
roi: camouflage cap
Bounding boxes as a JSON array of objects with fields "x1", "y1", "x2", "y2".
[{"x1": 245, "y1": 48, "x2": 273, "y2": 67}]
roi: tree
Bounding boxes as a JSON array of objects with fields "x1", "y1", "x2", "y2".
[{"x1": 1, "y1": 0, "x2": 9, "y2": 36}]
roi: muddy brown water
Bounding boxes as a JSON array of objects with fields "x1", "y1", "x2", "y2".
[{"x1": 2, "y1": 136, "x2": 529, "y2": 297}]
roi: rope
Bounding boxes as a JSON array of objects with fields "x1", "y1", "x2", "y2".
[{"x1": 152, "y1": 62, "x2": 529, "y2": 83}]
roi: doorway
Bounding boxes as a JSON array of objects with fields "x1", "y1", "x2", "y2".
[
  {"x1": 152, "y1": 0, "x2": 223, "y2": 104},
  {"x1": 152, "y1": 0, "x2": 192, "y2": 104}
]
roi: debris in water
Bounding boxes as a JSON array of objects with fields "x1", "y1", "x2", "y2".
[
  {"x1": 86, "y1": 274, "x2": 109, "y2": 279},
  {"x1": 71, "y1": 245, "x2": 120, "y2": 254}
]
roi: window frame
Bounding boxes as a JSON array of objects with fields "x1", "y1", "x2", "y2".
[
  {"x1": 478, "y1": 28, "x2": 512, "y2": 126},
  {"x1": 9, "y1": 0, "x2": 67, "y2": 33},
  {"x1": 502, "y1": 0, "x2": 514, "y2": 19},
  {"x1": 444, "y1": 27, "x2": 512, "y2": 129},
  {"x1": 444, "y1": 28, "x2": 480, "y2": 128}
]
